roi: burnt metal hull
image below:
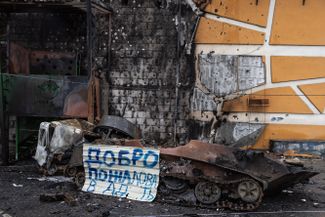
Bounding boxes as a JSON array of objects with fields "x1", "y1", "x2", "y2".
[{"x1": 159, "y1": 140, "x2": 318, "y2": 210}]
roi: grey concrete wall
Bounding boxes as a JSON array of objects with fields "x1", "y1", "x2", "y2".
[{"x1": 107, "y1": 0, "x2": 194, "y2": 144}]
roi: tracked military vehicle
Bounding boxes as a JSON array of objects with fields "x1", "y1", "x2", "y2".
[
  {"x1": 34, "y1": 116, "x2": 318, "y2": 211},
  {"x1": 158, "y1": 140, "x2": 318, "y2": 211}
]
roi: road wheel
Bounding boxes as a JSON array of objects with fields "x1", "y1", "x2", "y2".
[
  {"x1": 163, "y1": 177, "x2": 188, "y2": 193},
  {"x1": 65, "y1": 166, "x2": 77, "y2": 177},
  {"x1": 237, "y1": 180, "x2": 262, "y2": 203},
  {"x1": 194, "y1": 181, "x2": 221, "y2": 204},
  {"x1": 75, "y1": 172, "x2": 85, "y2": 189}
]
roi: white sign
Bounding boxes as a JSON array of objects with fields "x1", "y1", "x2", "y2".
[{"x1": 82, "y1": 144, "x2": 160, "y2": 202}]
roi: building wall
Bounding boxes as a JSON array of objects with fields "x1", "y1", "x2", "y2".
[
  {"x1": 107, "y1": 0, "x2": 195, "y2": 144},
  {"x1": 3, "y1": 0, "x2": 324, "y2": 157},
  {"x1": 192, "y1": 0, "x2": 325, "y2": 155}
]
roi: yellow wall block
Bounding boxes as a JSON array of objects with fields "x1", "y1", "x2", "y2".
[
  {"x1": 270, "y1": 0, "x2": 325, "y2": 45},
  {"x1": 195, "y1": 17, "x2": 265, "y2": 44},
  {"x1": 251, "y1": 124, "x2": 325, "y2": 149},
  {"x1": 223, "y1": 87, "x2": 312, "y2": 114},
  {"x1": 204, "y1": 0, "x2": 270, "y2": 27},
  {"x1": 271, "y1": 56, "x2": 325, "y2": 83},
  {"x1": 299, "y1": 83, "x2": 325, "y2": 113}
]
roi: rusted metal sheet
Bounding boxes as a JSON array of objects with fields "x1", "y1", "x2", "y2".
[
  {"x1": 9, "y1": 42, "x2": 30, "y2": 74},
  {"x1": 3, "y1": 73, "x2": 88, "y2": 117},
  {"x1": 82, "y1": 144, "x2": 160, "y2": 202},
  {"x1": 30, "y1": 51, "x2": 76, "y2": 76},
  {"x1": 9, "y1": 45, "x2": 77, "y2": 76},
  {"x1": 161, "y1": 140, "x2": 238, "y2": 165},
  {"x1": 160, "y1": 140, "x2": 318, "y2": 191},
  {"x1": 63, "y1": 86, "x2": 88, "y2": 117}
]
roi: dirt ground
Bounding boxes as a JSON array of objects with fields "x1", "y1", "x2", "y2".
[{"x1": 0, "y1": 159, "x2": 324, "y2": 217}]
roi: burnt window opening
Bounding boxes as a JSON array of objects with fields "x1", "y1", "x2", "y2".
[
  {"x1": 121, "y1": 0, "x2": 128, "y2": 5},
  {"x1": 7, "y1": 13, "x2": 87, "y2": 76},
  {"x1": 153, "y1": 0, "x2": 165, "y2": 8}
]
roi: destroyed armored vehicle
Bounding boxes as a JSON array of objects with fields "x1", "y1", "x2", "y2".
[
  {"x1": 34, "y1": 117, "x2": 318, "y2": 211},
  {"x1": 158, "y1": 140, "x2": 318, "y2": 211}
]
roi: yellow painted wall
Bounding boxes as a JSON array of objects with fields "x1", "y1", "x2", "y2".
[
  {"x1": 272, "y1": 56, "x2": 325, "y2": 82},
  {"x1": 204, "y1": 0, "x2": 270, "y2": 27},
  {"x1": 195, "y1": 17, "x2": 265, "y2": 44},
  {"x1": 270, "y1": 0, "x2": 325, "y2": 45},
  {"x1": 299, "y1": 83, "x2": 325, "y2": 113},
  {"x1": 196, "y1": 0, "x2": 325, "y2": 150},
  {"x1": 223, "y1": 87, "x2": 312, "y2": 114},
  {"x1": 253, "y1": 124, "x2": 325, "y2": 149}
]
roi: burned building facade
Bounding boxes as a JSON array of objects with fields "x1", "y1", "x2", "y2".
[
  {"x1": 1, "y1": 0, "x2": 325, "y2": 163},
  {"x1": 107, "y1": 0, "x2": 195, "y2": 144},
  {"x1": 0, "y1": 0, "x2": 197, "y2": 162},
  {"x1": 0, "y1": 0, "x2": 111, "y2": 162}
]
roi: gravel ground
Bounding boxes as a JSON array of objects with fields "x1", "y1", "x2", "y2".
[{"x1": 0, "y1": 159, "x2": 324, "y2": 217}]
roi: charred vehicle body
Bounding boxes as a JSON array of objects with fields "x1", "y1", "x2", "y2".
[
  {"x1": 159, "y1": 140, "x2": 318, "y2": 211},
  {"x1": 33, "y1": 119, "x2": 94, "y2": 176},
  {"x1": 34, "y1": 116, "x2": 142, "y2": 186},
  {"x1": 34, "y1": 116, "x2": 318, "y2": 211}
]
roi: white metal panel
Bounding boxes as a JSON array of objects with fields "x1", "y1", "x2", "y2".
[{"x1": 82, "y1": 144, "x2": 160, "y2": 202}]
